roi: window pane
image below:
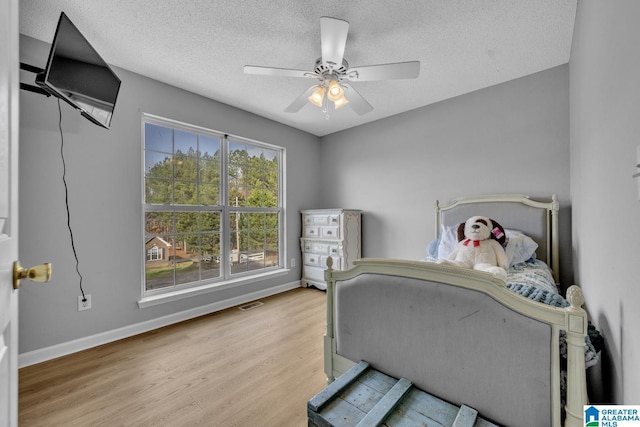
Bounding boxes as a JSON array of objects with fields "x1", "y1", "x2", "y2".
[
  {"x1": 174, "y1": 129, "x2": 197, "y2": 155},
  {"x1": 174, "y1": 234, "x2": 199, "y2": 285},
  {"x1": 228, "y1": 141, "x2": 247, "y2": 191},
  {"x1": 245, "y1": 188, "x2": 260, "y2": 207},
  {"x1": 201, "y1": 232, "x2": 221, "y2": 280},
  {"x1": 145, "y1": 211, "x2": 173, "y2": 235},
  {"x1": 265, "y1": 226, "x2": 279, "y2": 268},
  {"x1": 199, "y1": 183, "x2": 220, "y2": 206},
  {"x1": 145, "y1": 151, "x2": 172, "y2": 178},
  {"x1": 174, "y1": 181, "x2": 197, "y2": 204},
  {"x1": 264, "y1": 189, "x2": 277, "y2": 207},
  {"x1": 249, "y1": 230, "x2": 265, "y2": 252},
  {"x1": 249, "y1": 212, "x2": 265, "y2": 230},
  {"x1": 145, "y1": 178, "x2": 172, "y2": 204},
  {"x1": 265, "y1": 212, "x2": 278, "y2": 228},
  {"x1": 265, "y1": 228, "x2": 278, "y2": 248},
  {"x1": 200, "y1": 159, "x2": 220, "y2": 184},
  {"x1": 247, "y1": 252, "x2": 265, "y2": 271},
  {"x1": 228, "y1": 186, "x2": 246, "y2": 207},
  {"x1": 145, "y1": 123, "x2": 172, "y2": 153},
  {"x1": 265, "y1": 249, "x2": 278, "y2": 267},
  {"x1": 230, "y1": 212, "x2": 246, "y2": 233},
  {"x1": 262, "y1": 147, "x2": 278, "y2": 162},
  {"x1": 200, "y1": 232, "x2": 220, "y2": 257},
  {"x1": 176, "y1": 212, "x2": 199, "y2": 234},
  {"x1": 230, "y1": 226, "x2": 248, "y2": 250},
  {"x1": 173, "y1": 154, "x2": 197, "y2": 181},
  {"x1": 200, "y1": 212, "x2": 221, "y2": 233},
  {"x1": 145, "y1": 235, "x2": 175, "y2": 290},
  {"x1": 199, "y1": 135, "x2": 220, "y2": 158}
]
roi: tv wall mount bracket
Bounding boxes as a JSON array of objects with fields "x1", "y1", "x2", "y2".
[{"x1": 20, "y1": 62, "x2": 51, "y2": 97}]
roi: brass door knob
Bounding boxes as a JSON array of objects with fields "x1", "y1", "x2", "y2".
[{"x1": 13, "y1": 261, "x2": 52, "y2": 289}]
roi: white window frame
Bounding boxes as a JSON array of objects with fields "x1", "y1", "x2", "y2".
[{"x1": 140, "y1": 114, "x2": 286, "y2": 307}]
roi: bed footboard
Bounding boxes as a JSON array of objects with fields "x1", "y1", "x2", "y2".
[{"x1": 324, "y1": 258, "x2": 588, "y2": 427}]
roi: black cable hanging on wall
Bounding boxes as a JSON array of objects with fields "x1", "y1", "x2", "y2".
[{"x1": 57, "y1": 98, "x2": 86, "y2": 301}]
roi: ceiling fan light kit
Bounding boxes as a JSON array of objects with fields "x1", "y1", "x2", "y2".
[
  {"x1": 244, "y1": 16, "x2": 420, "y2": 118},
  {"x1": 332, "y1": 93, "x2": 349, "y2": 109},
  {"x1": 308, "y1": 86, "x2": 326, "y2": 107}
]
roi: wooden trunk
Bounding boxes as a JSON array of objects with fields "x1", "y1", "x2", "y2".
[{"x1": 308, "y1": 361, "x2": 499, "y2": 427}]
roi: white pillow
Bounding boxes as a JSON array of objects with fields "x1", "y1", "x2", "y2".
[
  {"x1": 505, "y1": 229, "x2": 538, "y2": 266},
  {"x1": 436, "y1": 224, "x2": 459, "y2": 259}
]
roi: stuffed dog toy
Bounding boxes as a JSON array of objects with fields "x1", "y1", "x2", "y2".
[{"x1": 437, "y1": 216, "x2": 509, "y2": 278}]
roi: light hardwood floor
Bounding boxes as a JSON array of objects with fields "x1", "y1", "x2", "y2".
[{"x1": 19, "y1": 287, "x2": 328, "y2": 427}]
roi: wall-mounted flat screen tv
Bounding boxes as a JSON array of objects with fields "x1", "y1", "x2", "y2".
[{"x1": 36, "y1": 12, "x2": 121, "y2": 129}]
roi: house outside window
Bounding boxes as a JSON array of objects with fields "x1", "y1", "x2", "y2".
[{"x1": 142, "y1": 114, "x2": 284, "y2": 295}]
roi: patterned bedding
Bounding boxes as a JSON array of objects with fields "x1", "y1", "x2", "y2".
[{"x1": 507, "y1": 259, "x2": 603, "y2": 368}]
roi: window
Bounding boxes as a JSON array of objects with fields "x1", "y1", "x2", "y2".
[
  {"x1": 143, "y1": 115, "x2": 283, "y2": 295},
  {"x1": 146, "y1": 245, "x2": 163, "y2": 261}
]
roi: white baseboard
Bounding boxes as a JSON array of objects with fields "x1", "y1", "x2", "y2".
[{"x1": 18, "y1": 281, "x2": 301, "y2": 368}]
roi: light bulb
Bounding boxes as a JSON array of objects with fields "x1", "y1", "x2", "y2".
[{"x1": 327, "y1": 80, "x2": 344, "y2": 102}]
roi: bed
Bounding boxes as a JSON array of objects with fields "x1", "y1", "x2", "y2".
[{"x1": 322, "y1": 194, "x2": 602, "y2": 427}]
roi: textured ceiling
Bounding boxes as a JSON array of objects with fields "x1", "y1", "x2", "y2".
[{"x1": 19, "y1": 0, "x2": 577, "y2": 137}]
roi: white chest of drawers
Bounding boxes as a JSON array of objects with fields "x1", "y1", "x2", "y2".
[{"x1": 300, "y1": 209, "x2": 362, "y2": 290}]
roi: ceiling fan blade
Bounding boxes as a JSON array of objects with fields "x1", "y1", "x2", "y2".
[
  {"x1": 342, "y1": 83, "x2": 373, "y2": 115},
  {"x1": 320, "y1": 17, "x2": 349, "y2": 69},
  {"x1": 345, "y1": 61, "x2": 420, "y2": 81},
  {"x1": 244, "y1": 65, "x2": 315, "y2": 79},
  {"x1": 284, "y1": 85, "x2": 318, "y2": 113}
]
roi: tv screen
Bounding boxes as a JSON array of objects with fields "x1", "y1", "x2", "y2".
[{"x1": 36, "y1": 12, "x2": 121, "y2": 129}]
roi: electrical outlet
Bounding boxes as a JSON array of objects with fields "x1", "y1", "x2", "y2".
[
  {"x1": 78, "y1": 294, "x2": 92, "y2": 311},
  {"x1": 291, "y1": 258, "x2": 296, "y2": 267}
]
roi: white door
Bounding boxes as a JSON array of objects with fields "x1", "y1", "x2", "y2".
[{"x1": 0, "y1": 0, "x2": 20, "y2": 425}]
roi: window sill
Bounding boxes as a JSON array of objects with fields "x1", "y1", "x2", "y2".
[{"x1": 138, "y1": 268, "x2": 291, "y2": 308}]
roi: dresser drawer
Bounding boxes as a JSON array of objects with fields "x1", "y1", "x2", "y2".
[
  {"x1": 303, "y1": 213, "x2": 341, "y2": 225},
  {"x1": 320, "y1": 226, "x2": 340, "y2": 239},
  {"x1": 311, "y1": 243, "x2": 342, "y2": 254},
  {"x1": 302, "y1": 239, "x2": 343, "y2": 256},
  {"x1": 304, "y1": 253, "x2": 322, "y2": 267},
  {"x1": 312, "y1": 243, "x2": 329, "y2": 254},
  {"x1": 303, "y1": 226, "x2": 320, "y2": 238},
  {"x1": 302, "y1": 240, "x2": 314, "y2": 252},
  {"x1": 303, "y1": 214, "x2": 329, "y2": 225}
]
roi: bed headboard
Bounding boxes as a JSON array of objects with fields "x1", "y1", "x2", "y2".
[{"x1": 435, "y1": 194, "x2": 559, "y2": 282}]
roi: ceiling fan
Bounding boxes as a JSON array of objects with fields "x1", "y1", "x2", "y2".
[{"x1": 244, "y1": 16, "x2": 420, "y2": 116}]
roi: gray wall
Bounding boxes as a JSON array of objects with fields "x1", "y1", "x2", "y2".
[
  {"x1": 319, "y1": 65, "x2": 572, "y2": 285},
  {"x1": 18, "y1": 35, "x2": 320, "y2": 354},
  {"x1": 570, "y1": 0, "x2": 640, "y2": 404}
]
